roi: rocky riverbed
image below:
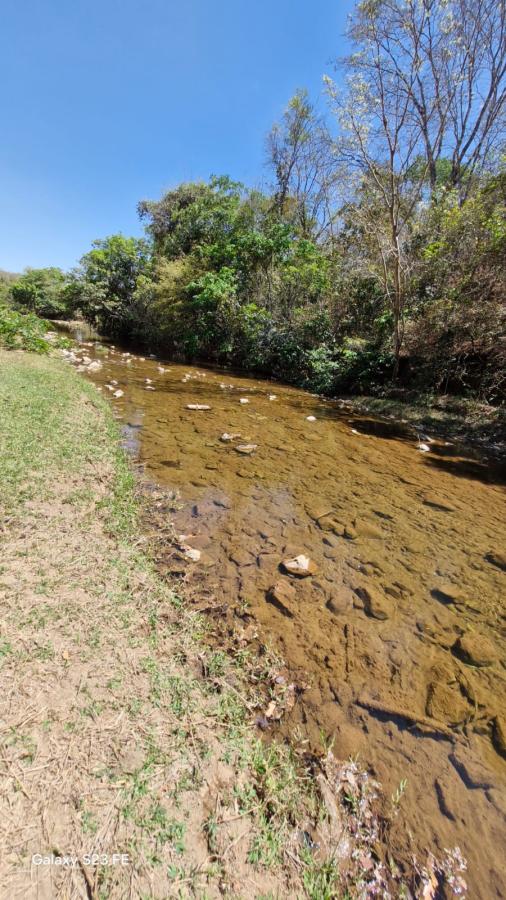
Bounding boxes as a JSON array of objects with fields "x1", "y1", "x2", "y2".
[{"x1": 62, "y1": 335, "x2": 506, "y2": 899}]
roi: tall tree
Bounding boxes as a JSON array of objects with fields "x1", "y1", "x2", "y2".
[
  {"x1": 267, "y1": 90, "x2": 338, "y2": 240},
  {"x1": 345, "y1": 0, "x2": 506, "y2": 198},
  {"x1": 326, "y1": 0, "x2": 506, "y2": 373}
]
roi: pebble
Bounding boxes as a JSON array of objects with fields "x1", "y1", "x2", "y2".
[
  {"x1": 186, "y1": 404, "x2": 211, "y2": 410},
  {"x1": 220, "y1": 433, "x2": 241, "y2": 442},
  {"x1": 235, "y1": 444, "x2": 258, "y2": 455},
  {"x1": 281, "y1": 555, "x2": 317, "y2": 577},
  {"x1": 184, "y1": 547, "x2": 201, "y2": 562},
  {"x1": 267, "y1": 580, "x2": 296, "y2": 616},
  {"x1": 453, "y1": 632, "x2": 497, "y2": 667},
  {"x1": 355, "y1": 585, "x2": 393, "y2": 620}
]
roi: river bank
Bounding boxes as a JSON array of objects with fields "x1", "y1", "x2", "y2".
[{"x1": 1, "y1": 348, "x2": 457, "y2": 899}]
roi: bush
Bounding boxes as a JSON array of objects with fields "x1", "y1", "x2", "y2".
[
  {"x1": 0, "y1": 305, "x2": 52, "y2": 353},
  {"x1": 11, "y1": 268, "x2": 76, "y2": 320}
]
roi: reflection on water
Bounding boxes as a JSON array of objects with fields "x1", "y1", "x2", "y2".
[{"x1": 68, "y1": 334, "x2": 506, "y2": 899}]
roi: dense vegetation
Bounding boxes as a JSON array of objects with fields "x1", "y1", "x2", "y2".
[{"x1": 4, "y1": 0, "x2": 505, "y2": 401}]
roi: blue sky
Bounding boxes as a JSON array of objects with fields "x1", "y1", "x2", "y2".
[{"x1": 0, "y1": 0, "x2": 353, "y2": 272}]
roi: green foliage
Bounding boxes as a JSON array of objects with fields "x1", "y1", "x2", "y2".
[
  {"x1": 11, "y1": 267, "x2": 75, "y2": 319},
  {"x1": 73, "y1": 235, "x2": 151, "y2": 338},
  {"x1": 0, "y1": 304, "x2": 52, "y2": 353}
]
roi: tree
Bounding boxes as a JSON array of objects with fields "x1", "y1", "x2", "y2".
[
  {"x1": 325, "y1": 0, "x2": 506, "y2": 373},
  {"x1": 267, "y1": 90, "x2": 339, "y2": 240},
  {"x1": 11, "y1": 267, "x2": 74, "y2": 319},
  {"x1": 74, "y1": 235, "x2": 151, "y2": 337},
  {"x1": 345, "y1": 0, "x2": 506, "y2": 199}
]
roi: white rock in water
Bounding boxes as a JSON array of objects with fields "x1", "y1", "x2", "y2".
[
  {"x1": 220, "y1": 432, "x2": 241, "y2": 442},
  {"x1": 186, "y1": 404, "x2": 211, "y2": 410},
  {"x1": 139, "y1": 357, "x2": 146, "y2": 361},
  {"x1": 184, "y1": 547, "x2": 201, "y2": 562},
  {"x1": 418, "y1": 443, "x2": 431, "y2": 452},
  {"x1": 113, "y1": 389, "x2": 124, "y2": 398},
  {"x1": 145, "y1": 385, "x2": 156, "y2": 391},
  {"x1": 282, "y1": 554, "x2": 317, "y2": 577},
  {"x1": 235, "y1": 443, "x2": 258, "y2": 455},
  {"x1": 269, "y1": 394, "x2": 277, "y2": 400},
  {"x1": 239, "y1": 398, "x2": 250, "y2": 404},
  {"x1": 157, "y1": 366, "x2": 165, "y2": 373},
  {"x1": 351, "y1": 428, "x2": 359, "y2": 434},
  {"x1": 111, "y1": 380, "x2": 118, "y2": 386},
  {"x1": 306, "y1": 415, "x2": 316, "y2": 422},
  {"x1": 145, "y1": 377, "x2": 153, "y2": 384},
  {"x1": 88, "y1": 360, "x2": 102, "y2": 371}
]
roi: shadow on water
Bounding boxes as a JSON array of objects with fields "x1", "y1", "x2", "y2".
[{"x1": 421, "y1": 448, "x2": 506, "y2": 486}]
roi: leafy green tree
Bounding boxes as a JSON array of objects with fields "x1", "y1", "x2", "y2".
[
  {"x1": 11, "y1": 267, "x2": 73, "y2": 319},
  {"x1": 74, "y1": 235, "x2": 151, "y2": 337}
]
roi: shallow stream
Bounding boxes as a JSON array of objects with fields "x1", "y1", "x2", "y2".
[{"x1": 66, "y1": 331, "x2": 506, "y2": 897}]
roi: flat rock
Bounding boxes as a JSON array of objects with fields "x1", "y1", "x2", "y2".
[
  {"x1": 306, "y1": 502, "x2": 334, "y2": 522},
  {"x1": 319, "y1": 515, "x2": 345, "y2": 536},
  {"x1": 235, "y1": 444, "x2": 258, "y2": 455},
  {"x1": 281, "y1": 555, "x2": 318, "y2": 577},
  {"x1": 267, "y1": 580, "x2": 296, "y2": 617},
  {"x1": 183, "y1": 547, "x2": 201, "y2": 562},
  {"x1": 453, "y1": 632, "x2": 498, "y2": 667},
  {"x1": 326, "y1": 595, "x2": 352, "y2": 616},
  {"x1": 355, "y1": 586, "x2": 393, "y2": 620},
  {"x1": 431, "y1": 582, "x2": 465, "y2": 604},
  {"x1": 426, "y1": 681, "x2": 469, "y2": 725},
  {"x1": 229, "y1": 549, "x2": 255, "y2": 567},
  {"x1": 485, "y1": 552, "x2": 506, "y2": 572},
  {"x1": 423, "y1": 494, "x2": 455, "y2": 513},
  {"x1": 220, "y1": 432, "x2": 241, "y2": 442},
  {"x1": 186, "y1": 404, "x2": 211, "y2": 410},
  {"x1": 354, "y1": 519, "x2": 384, "y2": 540}
]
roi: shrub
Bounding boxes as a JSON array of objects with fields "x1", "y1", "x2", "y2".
[{"x1": 0, "y1": 305, "x2": 52, "y2": 352}]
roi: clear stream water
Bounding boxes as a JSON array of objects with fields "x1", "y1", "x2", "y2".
[{"x1": 65, "y1": 329, "x2": 506, "y2": 898}]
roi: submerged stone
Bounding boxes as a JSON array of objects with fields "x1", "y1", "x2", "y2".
[
  {"x1": 281, "y1": 555, "x2": 317, "y2": 577},
  {"x1": 267, "y1": 580, "x2": 296, "y2": 616},
  {"x1": 235, "y1": 444, "x2": 258, "y2": 455},
  {"x1": 355, "y1": 585, "x2": 393, "y2": 620},
  {"x1": 453, "y1": 632, "x2": 497, "y2": 667}
]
